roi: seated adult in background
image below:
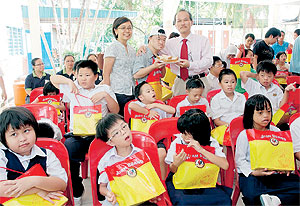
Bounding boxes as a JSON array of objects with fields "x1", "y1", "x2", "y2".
[
  {"x1": 271, "y1": 30, "x2": 292, "y2": 57},
  {"x1": 218, "y1": 45, "x2": 237, "y2": 69},
  {"x1": 236, "y1": 33, "x2": 255, "y2": 58},
  {"x1": 87, "y1": 53, "x2": 103, "y2": 84},
  {"x1": 25, "y1": 58, "x2": 50, "y2": 104},
  {"x1": 57, "y1": 54, "x2": 75, "y2": 81}
]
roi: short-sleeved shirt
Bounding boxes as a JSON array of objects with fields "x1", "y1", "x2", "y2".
[
  {"x1": 210, "y1": 90, "x2": 246, "y2": 123},
  {"x1": 59, "y1": 80, "x2": 117, "y2": 131},
  {"x1": 97, "y1": 144, "x2": 141, "y2": 206},
  {"x1": 0, "y1": 143, "x2": 67, "y2": 183},
  {"x1": 241, "y1": 78, "x2": 283, "y2": 113},
  {"x1": 235, "y1": 126, "x2": 280, "y2": 177},
  {"x1": 0, "y1": 66, "x2": 4, "y2": 76},
  {"x1": 56, "y1": 69, "x2": 76, "y2": 81},
  {"x1": 206, "y1": 72, "x2": 221, "y2": 91},
  {"x1": 25, "y1": 71, "x2": 51, "y2": 91},
  {"x1": 272, "y1": 41, "x2": 289, "y2": 57},
  {"x1": 253, "y1": 40, "x2": 274, "y2": 64},
  {"x1": 290, "y1": 117, "x2": 300, "y2": 153},
  {"x1": 129, "y1": 101, "x2": 172, "y2": 119},
  {"x1": 104, "y1": 40, "x2": 136, "y2": 95},
  {"x1": 175, "y1": 96, "x2": 211, "y2": 117},
  {"x1": 165, "y1": 134, "x2": 225, "y2": 165}
]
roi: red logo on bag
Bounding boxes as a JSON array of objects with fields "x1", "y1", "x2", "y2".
[
  {"x1": 270, "y1": 137, "x2": 279, "y2": 146},
  {"x1": 239, "y1": 62, "x2": 244, "y2": 67},
  {"x1": 127, "y1": 168, "x2": 137, "y2": 177},
  {"x1": 195, "y1": 159, "x2": 205, "y2": 168}
]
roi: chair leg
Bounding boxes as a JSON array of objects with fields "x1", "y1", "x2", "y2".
[{"x1": 81, "y1": 158, "x2": 88, "y2": 179}]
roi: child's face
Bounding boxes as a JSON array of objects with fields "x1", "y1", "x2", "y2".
[
  {"x1": 181, "y1": 132, "x2": 193, "y2": 144},
  {"x1": 257, "y1": 71, "x2": 274, "y2": 88},
  {"x1": 77, "y1": 67, "x2": 98, "y2": 90},
  {"x1": 210, "y1": 60, "x2": 223, "y2": 76},
  {"x1": 138, "y1": 84, "x2": 156, "y2": 104},
  {"x1": 5, "y1": 125, "x2": 36, "y2": 156},
  {"x1": 278, "y1": 54, "x2": 287, "y2": 63},
  {"x1": 246, "y1": 51, "x2": 254, "y2": 64},
  {"x1": 253, "y1": 103, "x2": 272, "y2": 130},
  {"x1": 187, "y1": 88, "x2": 203, "y2": 104},
  {"x1": 47, "y1": 92, "x2": 57, "y2": 96},
  {"x1": 219, "y1": 74, "x2": 236, "y2": 95},
  {"x1": 107, "y1": 120, "x2": 132, "y2": 148},
  {"x1": 149, "y1": 35, "x2": 166, "y2": 51}
]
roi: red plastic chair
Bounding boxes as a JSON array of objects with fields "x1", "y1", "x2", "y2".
[
  {"x1": 29, "y1": 87, "x2": 44, "y2": 103},
  {"x1": 124, "y1": 99, "x2": 137, "y2": 123},
  {"x1": 287, "y1": 76, "x2": 300, "y2": 85},
  {"x1": 88, "y1": 131, "x2": 172, "y2": 206},
  {"x1": 289, "y1": 112, "x2": 300, "y2": 176},
  {"x1": 21, "y1": 104, "x2": 58, "y2": 125},
  {"x1": 168, "y1": 95, "x2": 187, "y2": 110},
  {"x1": 206, "y1": 89, "x2": 221, "y2": 104},
  {"x1": 36, "y1": 138, "x2": 74, "y2": 206},
  {"x1": 288, "y1": 88, "x2": 300, "y2": 109}
]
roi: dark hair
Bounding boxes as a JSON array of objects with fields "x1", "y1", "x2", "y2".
[
  {"x1": 244, "y1": 49, "x2": 253, "y2": 57},
  {"x1": 76, "y1": 60, "x2": 98, "y2": 75},
  {"x1": 169, "y1": 32, "x2": 180, "y2": 39},
  {"x1": 243, "y1": 94, "x2": 272, "y2": 129},
  {"x1": 186, "y1": 78, "x2": 205, "y2": 90},
  {"x1": 112, "y1": 17, "x2": 133, "y2": 39},
  {"x1": 31, "y1": 58, "x2": 41, "y2": 66},
  {"x1": 43, "y1": 82, "x2": 59, "y2": 96},
  {"x1": 87, "y1": 53, "x2": 97, "y2": 60},
  {"x1": 276, "y1": 51, "x2": 287, "y2": 59},
  {"x1": 222, "y1": 61, "x2": 227, "y2": 69},
  {"x1": 37, "y1": 122, "x2": 55, "y2": 138},
  {"x1": 218, "y1": 68, "x2": 237, "y2": 82},
  {"x1": 64, "y1": 54, "x2": 75, "y2": 61},
  {"x1": 0, "y1": 107, "x2": 38, "y2": 147},
  {"x1": 73, "y1": 60, "x2": 83, "y2": 71},
  {"x1": 173, "y1": 9, "x2": 193, "y2": 25},
  {"x1": 280, "y1": 30, "x2": 285, "y2": 35},
  {"x1": 245, "y1": 33, "x2": 255, "y2": 40},
  {"x1": 294, "y1": 29, "x2": 300, "y2": 36},
  {"x1": 96, "y1": 113, "x2": 125, "y2": 142},
  {"x1": 177, "y1": 109, "x2": 211, "y2": 146},
  {"x1": 265, "y1": 27, "x2": 281, "y2": 38},
  {"x1": 134, "y1": 81, "x2": 149, "y2": 101},
  {"x1": 256, "y1": 60, "x2": 277, "y2": 76},
  {"x1": 213, "y1": 56, "x2": 222, "y2": 66}
]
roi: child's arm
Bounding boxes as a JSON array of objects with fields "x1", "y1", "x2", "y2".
[
  {"x1": 279, "y1": 82, "x2": 296, "y2": 108},
  {"x1": 57, "y1": 101, "x2": 66, "y2": 111},
  {"x1": 90, "y1": 91, "x2": 120, "y2": 114},
  {"x1": 169, "y1": 150, "x2": 187, "y2": 173},
  {"x1": 50, "y1": 75, "x2": 79, "y2": 94},
  {"x1": 240, "y1": 71, "x2": 257, "y2": 84},
  {"x1": 128, "y1": 101, "x2": 160, "y2": 119},
  {"x1": 133, "y1": 60, "x2": 165, "y2": 79},
  {"x1": 31, "y1": 97, "x2": 39, "y2": 104},
  {"x1": 187, "y1": 139, "x2": 229, "y2": 170},
  {"x1": 99, "y1": 183, "x2": 117, "y2": 205},
  {"x1": 213, "y1": 118, "x2": 229, "y2": 127},
  {"x1": 146, "y1": 103, "x2": 175, "y2": 114},
  {"x1": 102, "y1": 57, "x2": 115, "y2": 85},
  {"x1": 0, "y1": 76, "x2": 7, "y2": 101}
]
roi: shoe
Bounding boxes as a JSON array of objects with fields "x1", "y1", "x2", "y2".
[
  {"x1": 260, "y1": 194, "x2": 281, "y2": 206},
  {"x1": 74, "y1": 196, "x2": 82, "y2": 206}
]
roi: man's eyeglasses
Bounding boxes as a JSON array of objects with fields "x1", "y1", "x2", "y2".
[{"x1": 108, "y1": 124, "x2": 129, "y2": 142}]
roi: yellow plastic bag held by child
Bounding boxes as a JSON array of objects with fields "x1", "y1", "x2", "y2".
[
  {"x1": 130, "y1": 110, "x2": 158, "y2": 133},
  {"x1": 3, "y1": 194, "x2": 68, "y2": 206},
  {"x1": 246, "y1": 129, "x2": 295, "y2": 171},
  {"x1": 105, "y1": 150, "x2": 165, "y2": 206},
  {"x1": 211, "y1": 125, "x2": 231, "y2": 146},
  {"x1": 173, "y1": 144, "x2": 220, "y2": 189},
  {"x1": 38, "y1": 95, "x2": 61, "y2": 115}
]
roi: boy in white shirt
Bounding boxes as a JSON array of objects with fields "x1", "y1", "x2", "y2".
[
  {"x1": 211, "y1": 69, "x2": 246, "y2": 127},
  {"x1": 50, "y1": 60, "x2": 119, "y2": 205},
  {"x1": 206, "y1": 56, "x2": 224, "y2": 91}
]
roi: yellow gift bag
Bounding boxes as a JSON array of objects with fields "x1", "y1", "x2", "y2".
[
  {"x1": 173, "y1": 144, "x2": 220, "y2": 189},
  {"x1": 38, "y1": 95, "x2": 62, "y2": 115},
  {"x1": 130, "y1": 110, "x2": 158, "y2": 133},
  {"x1": 246, "y1": 129, "x2": 295, "y2": 171},
  {"x1": 3, "y1": 194, "x2": 68, "y2": 206},
  {"x1": 105, "y1": 150, "x2": 165, "y2": 206},
  {"x1": 73, "y1": 95, "x2": 102, "y2": 136},
  {"x1": 211, "y1": 125, "x2": 231, "y2": 146},
  {"x1": 230, "y1": 58, "x2": 251, "y2": 78}
]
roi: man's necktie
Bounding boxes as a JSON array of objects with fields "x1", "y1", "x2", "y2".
[{"x1": 180, "y1": 39, "x2": 188, "y2": 81}]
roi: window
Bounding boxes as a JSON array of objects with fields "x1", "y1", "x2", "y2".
[{"x1": 7, "y1": 26, "x2": 24, "y2": 56}]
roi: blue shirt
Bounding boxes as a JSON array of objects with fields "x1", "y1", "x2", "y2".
[
  {"x1": 290, "y1": 36, "x2": 300, "y2": 74},
  {"x1": 271, "y1": 41, "x2": 289, "y2": 57}
]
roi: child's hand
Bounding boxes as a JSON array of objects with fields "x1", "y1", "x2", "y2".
[
  {"x1": 153, "y1": 60, "x2": 166, "y2": 69},
  {"x1": 149, "y1": 196, "x2": 161, "y2": 204},
  {"x1": 52, "y1": 104, "x2": 59, "y2": 109},
  {"x1": 251, "y1": 168, "x2": 275, "y2": 176},
  {"x1": 173, "y1": 149, "x2": 187, "y2": 167},
  {"x1": 285, "y1": 82, "x2": 297, "y2": 92},
  {"x1": 106, "y1": 191, "x2": 117, "y2": 205},
  {"x1": 278, "y1": 170, "x2": 291, "y2": 176},
  {"x1": 37, "y1": 190, "x2": 63, "y2": 204},
  {"x1": 90, "y1": 92, "x2": 106, "y2": 104},
  {"x1": 146, "y1": 103, "x2": 157, "y2": 110},
  {"x1": 68, "y1": 81, "x2": 79, "y2": 94},
  {"x1": 187, "y1": 139, "x2": 204, "y2": 153},
  {"x1": 148, "y1": 110, "x2": 159, "y2": 119},
  {"x1": 4, "y1": 177, "x2": 35, "y2": 197}
]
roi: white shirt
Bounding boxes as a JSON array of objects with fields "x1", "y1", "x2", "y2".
[
  {"x1": 161, "y1": 33, "x2": 213, "y2": 76},
  {"x1": 175, "y1": 96, "x2": 211, "y2": 117},
  {"x1": 0, "y1": 144, "x2": 67, "y2": 183},
  {"x1": 210, "y1": 90, "x2": 246, "y2": 123},
  {"x1": 165, "y1": 134, "x2": 225, "y2": 165},
  {"x1": 97, "y1": 144, "x2": 141, "y2": 206},
  {"x1": 241, "y1": 78, "x2": 283, "y2": 113},
  {"x1": 129, "y1": 101, "x2": 172, "y2": 119},
  {"x1": 59, "y1": 81, "x2": 117, "y2": 131},
  {"x1": 235, "y1": 125, "x2": 280, "y2": 177},
  {"x1": 290, "y1": 117, "x2": 300, "y2": 153},
  {"x1": 206, "y1": 72, "x2": 221, "y2": 91}
]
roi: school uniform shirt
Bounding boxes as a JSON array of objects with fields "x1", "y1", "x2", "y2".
[
  {"x1": 128, "y1": 101, "x2": 173, "y2": 119},
  {"x1": 210, "y1": 90, "x2": 246, "y2": 123},
  {"x1": 165, "y1": 134, "x2": 225, "y2": 165},
  {"x1": 0, "y1": 143, "x2": 67, "y2": 183},
  {"x1": 59, "y1": 80, "x2": 117, "y2": 131},
  {"x1": 290, "y1": 117, "x2": 300, "y2": 153},
  {"x1": 175, "y1": 96, "x2": 211, "y2": 117},
  {"x1": 235, "y1": 125, "x2": 280, "y2": 177},
  {"x1": 206, "y1": 72, "x2": 221, "y2": 91},
  {"x1": 97, "y1": 144, "x2": 141, "y2": 206},
  {"x1": 241, "y1": 78, "x2": 283, "y2": 113}
]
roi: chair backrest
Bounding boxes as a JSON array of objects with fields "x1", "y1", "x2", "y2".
[
  {"x1": 124, "y1": 99, "x2": 137, "y2": 123},
  {"x1": 288, "y1": 88, "x2": 300, "y2": 108},
  {"x1": 21, "y1": 104, "x2": 58, "y2": 125},
  {"x1": 287, "y1": 75, "x2": 300, "y2": 85},
  {"x1": 36, "y1": 138, "x2": 74, "y2": 206},
  {"x1": 89, "y1": 131, "x2": 167, "y2": 206},
  {"x1": 289, "y1": 112, "x2": 300, "y2": 125},
  {"x1": 229, "y1": 116, "x2": 244, "y2": 146},
  {"x1": 206, "y1": 89, "x2": 221, "y2": 104},
  {"x1": 29, "y1": 87, "x2": 44, "y2": 103},
  {"x1": 168, "y1": 94, "x2": 187, "y2": 109}
]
